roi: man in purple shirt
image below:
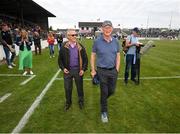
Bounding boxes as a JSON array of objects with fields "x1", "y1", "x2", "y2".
[{"x1": 58, "y1": 29, "x2": 88, "y2": 111}]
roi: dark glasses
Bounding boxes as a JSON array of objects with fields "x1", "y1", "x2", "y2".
[{"x1": 68, "y1": 34, "x2": 78, "y2": 37}]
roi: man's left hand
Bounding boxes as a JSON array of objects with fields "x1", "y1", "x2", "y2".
[{"x1": 116, "y1": 68, "x2": 119, "y2": 73}]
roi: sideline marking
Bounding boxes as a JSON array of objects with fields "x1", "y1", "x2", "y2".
[
  {"x1": 20, "y1": 75, "x2": 36, "y2": 86},
  {"x1": 0, "y1": 74, "x2": 36, "y2": 85},
  {"x1": 12, "y1": 69, "x2": 61, "y2": 133},
  {"x1": 55, "y1": 78, "x2": 63, "y2": 80},
  {"x1": 0, "y1": 74, "x2": 34, "y2": 77},
  {"x1": 140, "y1": 76, "x2": 180, "y2": 79},
  {"x1": 0, "y1": 93, "x2": 12, "y2": 103},
  {"x1": 55, "y1": 76, "x2": 180, "y2": 81}
]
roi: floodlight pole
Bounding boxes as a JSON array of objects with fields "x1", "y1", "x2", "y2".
[
  {"x1": 169, "y1": 11, "x2": 173, "y2": 30},
  {"x1": 145, "y1": 16, "x2": 149, "y2": 40}
]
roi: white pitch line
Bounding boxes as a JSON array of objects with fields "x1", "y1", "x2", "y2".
[
  {"x1": 118, "y1": 76, "x2": 180, "y2": 80},
  {"x1": 0, "y1": 74, "x2": 33, "y2": 77},
  {"x1": 12, "y1": 69, "x2": 61, "y2": 133},
  {"x1": 20, "y1": 75, "x2": 36, "y2": 86},
  {"x1": 140, "y1": 76, "x2": 180, "y2": 79},
  {"x1": 55, "y1": 76, "x2": 180, "y2": 81},
  {"x1": 0, "y1": 93, "x2": 12, "y2": 103},
  {"x1": 55, "y1": 78, "x2": 63, "y2": 80}
]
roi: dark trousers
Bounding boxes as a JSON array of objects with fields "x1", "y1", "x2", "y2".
[
  {"x1": 3, "y1": 46, "x2": 16, "y2": 66},
  {"x1": 64, "y1": 69, "x2": 84, "y2": 105},
  {"x1": 58, "y1": 42, "x2": 62, "y2": 51},
  {"x1": 124, "y1": 54, "x2": 136, "y2": 81},
  {"x1": 34, "y1": 44, "x2": 41, "y2": 55},
  {"x1": 97, "y1": 68, "x2": 118, "y2": 112}
]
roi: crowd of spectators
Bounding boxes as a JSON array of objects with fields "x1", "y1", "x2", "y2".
[{"x1": 123, "y1": 28, "x2": 180, "y2": 39}]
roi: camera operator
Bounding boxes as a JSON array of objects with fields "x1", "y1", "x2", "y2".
[{"x1": 124, "y1": 27, "x2": 142, "y2": 84}]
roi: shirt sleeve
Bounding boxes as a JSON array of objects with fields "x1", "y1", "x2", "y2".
[
  {"x1": 136, "y1": 37, "x2": 139, "y2": 43},
  {"x1": 116, "y1": 39, "x2": 121, "y2": 53},
  {"x1": 92, "y1": 40, "x2": 97, "y2": 53},
  {"x1": 127, "y1": 35, "x2": 131, "y2": 42}
]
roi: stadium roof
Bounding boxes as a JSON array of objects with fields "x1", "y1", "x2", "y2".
[
  {"x1": 0, "y1": 0, "x2": 56, "y2": 17},
  {"x1": 79, "y1": 22, "x2": 103, "y2": 27}
]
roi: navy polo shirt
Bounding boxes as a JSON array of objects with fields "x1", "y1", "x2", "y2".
[{"x1": 92, "y1": 35, "x2": 121, "y2": 68}]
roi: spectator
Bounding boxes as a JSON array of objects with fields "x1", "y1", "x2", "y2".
[
  {"x1": 0, "y1": 23, "x2": 16, "y2": 69},
  {"x1": 17, "y1": 29, "x2": 33, "y2": 75},
  {"x1": 47, "y1": 32, "x2": 55, "y2": 58},
  {"x1": 33, "y1": 32, "x2": 41, "y2": 55},
  {"x1": 56, "y1": 34, "x2": 63, "y2": 51}
]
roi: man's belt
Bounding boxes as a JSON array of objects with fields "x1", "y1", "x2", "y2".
[{"x1": 97, "y1": 66, "x2": 115, "y2": 70}]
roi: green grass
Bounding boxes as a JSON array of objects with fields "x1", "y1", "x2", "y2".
[{"x1": 0, "y1": 40, "x2": 179, "y2": 133}]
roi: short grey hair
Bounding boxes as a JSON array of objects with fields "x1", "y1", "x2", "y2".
[{"x1": 66, "y1": 28, "x2": 76, "y2": 36}]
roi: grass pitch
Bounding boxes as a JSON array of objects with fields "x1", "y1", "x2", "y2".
[{"x1": 0, "y1": 39, "x2": 179, "y2": 133}]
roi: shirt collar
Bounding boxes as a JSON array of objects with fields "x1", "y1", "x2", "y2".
[
  {"x1": 69, "y1": 42, "x2": 76, "y2": 48},
  {"x1": 101, "y1": 35, "x2": 113, "y2": 43}
]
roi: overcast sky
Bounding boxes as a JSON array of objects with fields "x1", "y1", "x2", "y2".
[{"x1": 34, "y1": 0, "x2": 180, "y2": 29}]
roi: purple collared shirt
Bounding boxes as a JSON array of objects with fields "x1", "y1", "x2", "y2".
[{"x1": 69, "y1": 43, "x2": 79, "y2": 69}]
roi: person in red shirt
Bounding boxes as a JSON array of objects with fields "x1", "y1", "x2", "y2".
[{"x1": 47, "y1": 32, "x2": 55, "y2": 58}]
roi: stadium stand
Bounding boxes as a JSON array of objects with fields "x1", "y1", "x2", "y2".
[{"x1": 0, "y1": 0, "x2": 55, "y2": 61}]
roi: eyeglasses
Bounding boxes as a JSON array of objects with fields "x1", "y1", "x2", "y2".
[{"x1": 68, "y1": 34, "x2": 78, "y2": 37}]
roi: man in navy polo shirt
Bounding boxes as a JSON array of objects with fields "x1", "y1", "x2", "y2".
[
  {"x1": 58, "y1": 29, "x2": 88, "y2": 111},
  {"x1": 91, "y1": 20, "x2": 121, "y2": 123}
]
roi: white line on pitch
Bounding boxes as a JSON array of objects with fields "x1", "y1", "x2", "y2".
[
  {"x1": 55, "y1": 76, "x2": 180, "y2": 81},
  {"x1": 0, "y1": 93, "x2": 12, "y2": 103},
  {"x1": 20, "y1": 75, "x2": 36, "y2": 86},
  {"x1": 55, "y1": 78, "x2": 93, "y2": 80},
  {"x1": 140, "y1": 76, "x2": 180, "y2": 79},
  {"x1": 55, "y1": 78, "x2": 63, "y2": 80},
  {"x1": 0, "y1": 74, "x2": 35, "y2": 77},
  {"x1": 12, "y1": 69, "x2": 61, "y2": 133}
]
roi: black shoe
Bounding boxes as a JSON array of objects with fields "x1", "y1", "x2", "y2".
[
  {"x1": 64, "y1": 103, "x2": 71, "y2": 111},
  {"x1": 124, "y1": 80, "x2": 128, "y2": 85},
  {"x1": 79, "y1": 102, "x2": 84, "y2": 109},
  {"x1": 131, "y1": 79, "x2": 139, "y2": 85}
]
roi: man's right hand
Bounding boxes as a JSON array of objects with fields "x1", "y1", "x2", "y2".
[
  {"x1": 136, "y1": 42, "x2": 142, "y2": 47},
  {"x1": 91, "y1": 69, "x2": 96, "y2": 78},
  {"x1": 64, "y1": 68, "x2": 69, "y2": 74},
  {"x1": 136, "y1": 43, "x2": 139, "y2": 47}
]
